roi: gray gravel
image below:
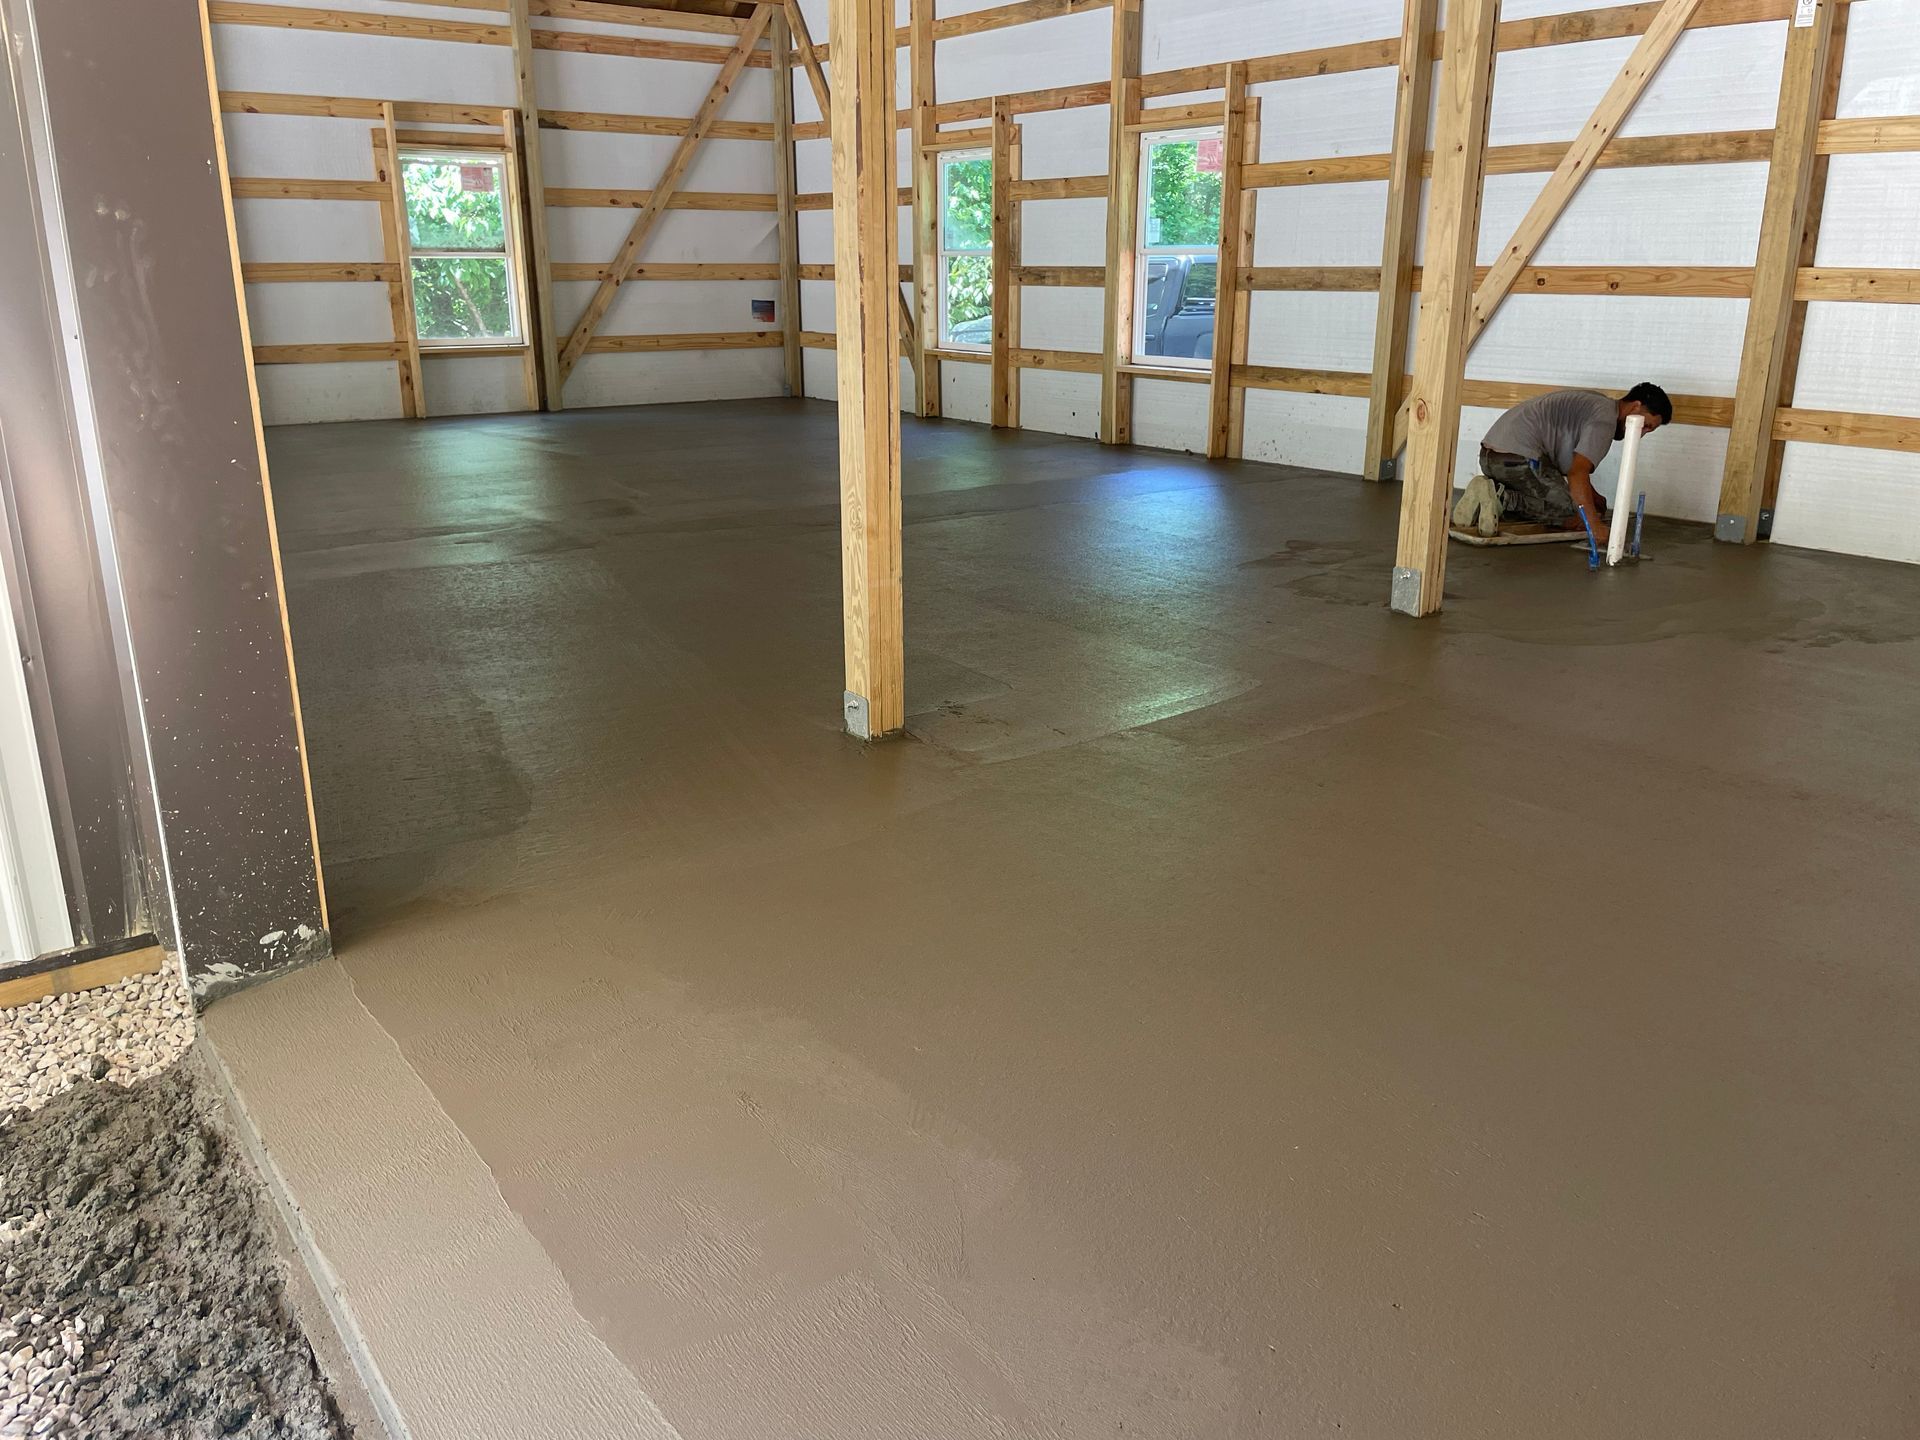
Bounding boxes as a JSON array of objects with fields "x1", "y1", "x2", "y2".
[{"x1": 0, "y1": 972, "x2": 194, "y2": 1116}]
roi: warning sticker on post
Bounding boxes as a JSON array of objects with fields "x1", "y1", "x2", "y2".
[
  {"x1": 1793, "y1": 0, "x2": 1817, "y2": 25},
  {"x1": 1196, "y1": 137, "x2": 1223, "y2": 173}
]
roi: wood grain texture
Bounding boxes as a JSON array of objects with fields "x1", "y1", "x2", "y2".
[
  {"x1": 548, "y1": 187, "x2": 777, "y2": 210},
  {"x1": 1795, "y1": 267, "x2": 1920, "y2": 303},
  {"x1": 1205, "y1": 65, "x2": 1246, "y2": 459},
  {"x1": 1817, "y1": 115, "x2": 1920, "y2": 154},
  {"x1": 1771, "y1": 407, "x2": 1920, "y2": 453},
  {"x1": 583, "y1": 331, "x2": 783, "y2": 351},
  {"x1": 538, "y1": 109, "x2": 774, "y2": 141},
  {"x1": 509, "y1": 0, "x2": 562, "y2": 410},
  {"x1": 909, "y1": 0, "x2": 941, "y2": 415},
  {"x1": 1016, "y1": 265, "x2": 1105, "y2": 286},
  {"x1": 230, "y1": 177, "x2": 386, "y2": 200},
  {"x1": 0, "y1": 944, "x2": 164, "y2": 1010},
  {"x1": 1717, "y1": 0, "x2": 1837, "y2": 542},
  {"x1": 552, "y1": 262, "x2": 782, "y2": 280},
  {"x1": 1363, "y1": 0, "x2": 1437, "y2": 481},
  {"x1": 533, "y1": 0, "x2": 752, "y2": 32},
  {"x1": 1226, "y1": 100, "x2": 1260, "y2": 458},
  {"x1": 772, "y1": 8, "x2": 804, "y2": 397},
  {"x1": 1234, "y1": 365, "x2": 1373, "y2": 398},
  {"x1": 532, "y1": 26, "x2": 775, "y2": 65},
  {"x1": 378, "y1": 103, "x2": 427, "y2": 413},
  {"x1": 1391, "y1": 0, "x2": 1498, "y2": 617},
  {"x1": 222, "y1": 92, "x2": 503, "y2": 125},
  {"x1": 242, "y1": 262, "x2": 398, "y2": 282},
  {"x1": 1099, "y1": 0, "x2": 1141, "y2": 445},
  {"x1": 497, "y1": 109, "x2": 542, "y2": 409},
  {"x1": 368, "y1": 133, "x2": 420, "y2": 416},
  {"x1": 1012, "y1": 347, "x2": 1101, "y2": 373},
  {"x1": 990, "y1": 98, "x2": 1016, "y2": 428},
  {"x1": 1009, "y1": 175, "x2": 1107, "y2": 201},
  {"x1": 208, "y1": 2, "x2": 506, "y2": 44},
  {"x1": 831, "y1": 0, "x2": 905, "y2": 736},
  {"x1": 254, "y1": 341, "x2": 406, "y2": 363},
  {"x1": 1763, "y1": 6, "x2": 1851, "y2": 517},
  {"x1": 393, "y1": 128, "x2": 507, "y2": 150}
]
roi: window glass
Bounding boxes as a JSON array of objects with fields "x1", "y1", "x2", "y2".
[
  {"x1": 409, "y1": 257, "x2": 516, "y2": 343},
  {"x1": 1142, "y1": 137, "x2": 1223, "y2": 247},
  {"x1": 401, "y1": 152, "x2": 522, "y2": 347},
  {"x1": 938, "y1": 151, "x2": 993, "y2": 348},
  {"x1": 403, "y1": 157, "x2": 507, "y2": 251},
  {"x1": 1133, "y1": 130, "x2": 1223, "y2": 368}
]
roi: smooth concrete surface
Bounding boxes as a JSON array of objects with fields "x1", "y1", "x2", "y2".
[{"x1": 210, "y1": 400, "x2": 1920, "y2": 1439}]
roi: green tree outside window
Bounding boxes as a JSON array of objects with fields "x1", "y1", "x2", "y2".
[
  {"x1": 940, "y1": 153, "x2": 993, "y2": 342},
  {"x1": 402, "y1": 155, "x2": 521, "y2": 344},
  {"x1": 1144, "y1": 139, "x2": 1222, "y2": 247}
]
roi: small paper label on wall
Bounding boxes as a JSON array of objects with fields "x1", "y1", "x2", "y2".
[
  {"x1": 752, "y1": 299, "x2": 775, "y2": 323},
  {"x1": 1793, "y1": 0, "x2": 1817, "y2": 25}
]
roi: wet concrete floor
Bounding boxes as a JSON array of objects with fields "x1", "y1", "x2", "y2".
[{"x1": 217, "y1": 399, "x2": 1919, "y2": 1438}]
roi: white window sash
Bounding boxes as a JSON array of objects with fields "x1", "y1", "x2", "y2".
[
  {"x1": 400, "y1": 149, "x2": 527, "y2": 350},
  {"x1": 937, "y1": 148, "x2": 992, "y2": 352},
  {"x1": 1132, "y1": 127, "x2": 1224, "y2": 371}
]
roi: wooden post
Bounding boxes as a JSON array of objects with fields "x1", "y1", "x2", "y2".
[
  {"x1": 1716, "y1": 0, "x2": 1839, "y2": 544},
  {"x1": 368, "y1": 128, "x2": 422, "y2": 419},
  {"x1": 1006, "y1": 116, "x2": 1023, "y2": 430},
  {"x1": 830, "y1": 0, "x2": 904, "y2": 739},
  {"x1": 771, "y1": 8, "x2": 803, "y2": 396},
  {"x1": 508, "y1": 0, "x2": 563, "y2": 410},
  {"x1": 499, "y1": 109, "x2": 542, "y2": 411},
  {"x1": 1363, "y1": 0, "x2": 1439, "y2": 480},
  {"x1": 378, "y1": 104, "x2": 426, "y2": 418},
  {"x1": 1389, "y1": 0, "x2": 1499, "y2": 618},
  {"x1": 990, "y1": 96, "x2": 1015, "y2": 428},
  {"x1": 909, "y1": 0, "x2": 941, "y2": 416},
  {"x1": 1758, "y1": 1, "x2": 1850, "y2": 539},
  {"x1": 1099, "y1": 0, "x2": 1142, "y2": 445},
  {"x1": 1205, "y1": 63, "x2": 1247, "y2": 459},
  {"x1": 1225, "y1": 95, "x2": 1259, "y2": 458}
]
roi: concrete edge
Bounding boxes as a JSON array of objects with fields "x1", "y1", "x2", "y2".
[{"x1": 195, "y1": 1033, "x2": 408, "y2": 1440}]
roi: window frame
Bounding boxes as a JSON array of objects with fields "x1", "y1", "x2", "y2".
[
  {"x1": 398, "y1": 146, "x2": 528, "y2": 351},
  {"x1": 937, "y1": 147, "x2": 993, "y2": 353},
  {"x1": 1131, "y1": 125, "x2": 1224, "y2": 372}
]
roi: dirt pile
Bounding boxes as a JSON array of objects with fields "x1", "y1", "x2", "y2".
[{"x1": 0, "y1": 1060, "x2": 350, "y2": 1438}]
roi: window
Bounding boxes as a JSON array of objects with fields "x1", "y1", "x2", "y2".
[
  {"x1": 400, "y1": 150, "x2": 525, "y2": 347},
  {"x1": 1133, "y1": 129, "x2": 1223, "y2": 368},
  {"x1": 938, "y1": 149, "x2": 993, "y2": 349}
]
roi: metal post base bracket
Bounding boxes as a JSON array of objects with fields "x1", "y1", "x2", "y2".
[
  {"x1": 1715, "y1": 513, "x2": 1752, "y2": 544},
  {"x1": 1389, "y1": 566, "x2": 1424, "y2": 616},
  {"x1": 843, "y1": 691, "x2": 874, "y2": 740}
]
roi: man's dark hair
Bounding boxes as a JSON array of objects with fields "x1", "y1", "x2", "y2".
[{"x1": 1625, "y1": 382, "x2": 1673, "y2": 424}]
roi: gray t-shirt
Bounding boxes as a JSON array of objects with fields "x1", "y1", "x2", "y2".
[{"x1": 1481, "y1": 389, "x2": 1618, "y2": 477}]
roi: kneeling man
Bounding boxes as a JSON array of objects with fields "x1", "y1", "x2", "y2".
[{"x1": 1453, "y1": 383, "x2": 1671, "y2": 543}]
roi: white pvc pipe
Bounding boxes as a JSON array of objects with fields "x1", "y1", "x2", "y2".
[{"x1": 1608, "y1": 413, "x2": 1646, "y2": 566}]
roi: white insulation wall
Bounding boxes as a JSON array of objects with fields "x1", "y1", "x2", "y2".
[
  {"x1": 794, "y1": 0, "x2": 1920, "y2": 565},
  {"x1": 213, "y1": 0, "x2": 785, "y2": 425}
]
